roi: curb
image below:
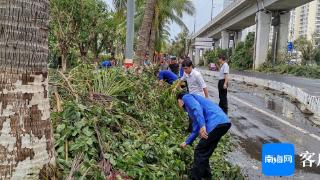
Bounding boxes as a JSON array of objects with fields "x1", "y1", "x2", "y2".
[{"x1": 199, "y1": 69, "x2": 320, "y2": 118}]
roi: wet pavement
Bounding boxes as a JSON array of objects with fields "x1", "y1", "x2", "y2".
[
  {"x1": 204, "y1": 75, "x2": 320, "y2": 180},
  {"x1": 230, "y1": 70, "x2": 320, "y2": 97}
]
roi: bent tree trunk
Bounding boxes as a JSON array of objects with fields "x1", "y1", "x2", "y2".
[
  {"x1": 136, "y1": 0, "x2": 157, "y2": 65},
  {"x1": 0, "y1": 0, "x2": 55, "y2": 179},
  {"x1": 148, "y1": 19, "x2": 157, "y2": 63}
]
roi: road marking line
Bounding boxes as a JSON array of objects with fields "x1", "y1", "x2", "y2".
[
  {"x1": 209, "y1": 86, "x2": 320, "y2": 142},
  {"x1": 310, "y1": 134, "x2": 320, "y2": 141}
]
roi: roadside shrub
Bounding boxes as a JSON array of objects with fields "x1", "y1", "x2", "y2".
[
  {"x1": 199, "y1": 58, "x2": 204, "y2": 66},
  {"x1": 294, "y1": 37, "x2": 316, "y2": 65},
  {"x1": 229, "y1": 32, "x2": 255, "y2": 70},
  {"x1": 314, "y1": 48, "x2": 320, "y2": 65},
  {"x1": 204, "y1": 48, "x2": 231, "y2": 64},
  {"x1": 257, "y1": 64, "x2": 320, "y2": 79}
]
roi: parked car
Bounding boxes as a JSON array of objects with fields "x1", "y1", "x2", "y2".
[{"x1": 208, "y1": 63, "x2": 218, "y2": 71}]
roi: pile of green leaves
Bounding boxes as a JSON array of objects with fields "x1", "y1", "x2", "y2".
[
  {"x1": 50, "y1": 65, "x2": 243, "y2": 179},
  {"x1": 257, "y1": 64, "x2": 320, "y2": 79}
]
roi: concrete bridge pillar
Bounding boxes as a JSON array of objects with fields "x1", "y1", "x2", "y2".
[
  {"x1": 203, "y1": 49, "x2": 209, "y2": 66},
  {"x1": 194, "y1": 48, "x2": 200, "y2": 65},
  {"x1": 234, "y1": 32, "x2": 238, "y2": 50},
  {"x1": 271, "y1": 11, "x2": 290, "y2": 62},
  {"x1": 232, "y1": 31, "x2": 242, "y2": 53},
  {"x1": 213, "y1": 39, "x2": 220, "y2": 49},
  {"x1": 278, "y1": 12, "x2": 290, "y2": 57},
  {"x1": 234, "y1": 31, "x2": 242, "y2": 48},
  {"x1": 254, "y1": 10, "x2": 271, "y2": 69},
  {"x1": 188, "y1": 48, "x2": 193, "y2": 61},
  {"x1": 221, "y1": 30, "x2": 229, "y2": 49},
  {"x1": 237, "y1": 31, "x2": 242, "y2": 43}
]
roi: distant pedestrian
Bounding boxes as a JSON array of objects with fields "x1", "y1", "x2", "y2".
[
  {"x1": 159, "y1": 59, "x2": 169, "y2": 71},
  {"x1": 177, "y1": 93, "x2": 231, "y2": 180},
  {"x1": 144, "y1": 53, "x2": 151, "y2": 67},
  {"x1": 101, "y1": 60, "x2": 112, "y2": 68},
  {"x1": 155, "y1": 70, "x2": 178, "y2": 85},
  {"x1": 169, "y1": 56, "x2": 180, "y2": 75},
  {"x1": 218, "y1": 55, "x2": 229, "y2": 115}
]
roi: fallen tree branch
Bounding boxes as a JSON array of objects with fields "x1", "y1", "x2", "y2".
[
  {"x1": 66, "y1": 153, "x2": 84, "y2": 180},
  {"x1": 53, "y1": 86, "x2": 63, "y2": 112},
  {"x1": 57, "y1": 70, "x2": 79, "y2": 101},
  {"x1": 93, "y1": 121, "x2": 112, "y2": 177}
]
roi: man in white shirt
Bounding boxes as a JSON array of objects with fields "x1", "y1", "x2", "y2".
[
  {"x1": 180, "y1": 60, "x2": 209, "y2": 98},
  {"x1": 218, "y1": 56, "x2": 229, "y2": 114}
]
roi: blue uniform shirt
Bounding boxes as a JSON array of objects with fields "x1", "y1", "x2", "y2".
[
  {"x1": 101, "y1": 60, "x2": 112, "y2": 68},
  {"x1": 182, "y1": 94, "x2": 230, "y2": 145},
  {"x1": 179, "y1": 66, "x2": 184, "y2": 78},
  {"x1": 158, "y1": 70, "x2": 178, "y2": 85}
]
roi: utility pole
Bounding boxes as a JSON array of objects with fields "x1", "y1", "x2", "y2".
[
  {"x1": 124, "y1": 0, "x2": 135, "y2": 68},
  {"x1": 193, "y1": 14, "x2": 196, "y2": 34},
  {"x1": 211, "y1": 0, "x2": 214, "y2": 20}
]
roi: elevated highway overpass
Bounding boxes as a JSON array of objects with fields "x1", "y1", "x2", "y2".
[{"x1": 191, "y1": 0, "x2": 314, "y2": 69}]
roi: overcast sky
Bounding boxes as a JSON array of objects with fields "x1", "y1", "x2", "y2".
[{"x1": 104, "y1": 0, "x2": 224, "y2": 39}]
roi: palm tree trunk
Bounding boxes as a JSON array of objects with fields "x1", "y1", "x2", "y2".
[
  {"x1": 136, "y1": 0, "x2": 157, "y2": 65},
  {"x1": 0, "y1": 0, "x2": 55, "y2": 179}
]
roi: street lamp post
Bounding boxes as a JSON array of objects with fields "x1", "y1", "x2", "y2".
[
  {"x1": 124, "y1": 0, "x2": 135, "y2": 68},
  {"x1": 211, "y1": 0, "x2": 214, "y2": 20}
]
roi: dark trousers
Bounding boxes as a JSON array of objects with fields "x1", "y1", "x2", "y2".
[
  {"x1": 191, "y1": 123, "x2": 231, "y2": 180},
  {"x1": 218, "y1": 80, "x2": 228, "y2": 115},
  {"x1": 187, "y1": 116, "x2": 192, "y2": 132}
]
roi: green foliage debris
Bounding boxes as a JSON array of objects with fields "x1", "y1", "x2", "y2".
[{"x1": 50, "y1": 66, "x2": 243, "y2": 179}]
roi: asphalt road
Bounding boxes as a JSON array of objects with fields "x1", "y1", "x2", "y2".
[
  {"x1": 230, "y1": 70, "x2": 320, "y2": 97},
  {"x1": 204, "y1": 75, "x2": 320, "y2": 180}
]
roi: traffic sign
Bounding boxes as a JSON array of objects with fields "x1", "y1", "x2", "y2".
[{"x1": 288, "y1": 42, "x2": 293, "y2": 52}]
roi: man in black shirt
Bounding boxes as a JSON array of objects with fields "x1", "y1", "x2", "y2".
[{"x1": 169, "y1": 56, "x2": 179, "y2": 76}]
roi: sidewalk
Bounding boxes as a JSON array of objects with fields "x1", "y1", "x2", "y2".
[{"x1": 198, "y1": 68, "x2": 320, "y2": 117}]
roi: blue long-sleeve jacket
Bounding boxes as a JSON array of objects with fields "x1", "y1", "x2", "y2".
[
  {"x1": 158, "y1": 70, "x2": 178, "y2": 85},
  {"x1": 101, "y1": 60, "x2": 112, "y2": 68},
  {"x1": 182, "y1": 94, "x2": 230, "y2": 145}
]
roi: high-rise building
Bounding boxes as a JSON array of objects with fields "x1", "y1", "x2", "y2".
[
  {"x1": 289, "y1": 10, "x2": 296, "y2": 41},
  {"x1": 291, "y1": 0, "x2": 320, "y2": 41}
]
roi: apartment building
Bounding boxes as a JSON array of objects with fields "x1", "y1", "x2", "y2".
[{"x1": 290, "y1": 0, "x2": 320, "y2": 41}]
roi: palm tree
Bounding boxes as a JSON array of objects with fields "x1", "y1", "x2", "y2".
[
  {"x1": 156, "y1": 0, "x2": 195, "y2": 34},
  {"x1": 0, "y1": 0, "x2": 55, "y2": 179},
  {"x1": 169, "y1": 29, "x2": 190, "y2": 57},
  {"x1": 113, "y1": 0, "x2": 127, "y2": 11},
  {"x1": 136, "y1": 0, "x2": 158, "y2": 65},
  {"x1": 136, "y1": 0, "x2": 195, "y2": 63},
  {"x1": 149, "y1": 0, "x2": 195, "y2": 59}
]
